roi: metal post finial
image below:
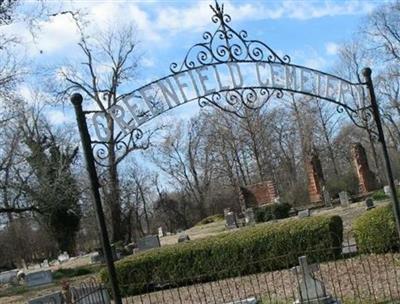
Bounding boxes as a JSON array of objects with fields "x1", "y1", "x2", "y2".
[
  {"x1": 362, "y1": 67, "x2": 372, "y2": 78},
  {"x1": 70, "y1": 92, "x2": 83, "y2": 106}
]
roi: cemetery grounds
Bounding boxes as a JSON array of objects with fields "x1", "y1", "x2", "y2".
[{"x1": 1, "y1": 199, "x2": 399, "y2": 304}]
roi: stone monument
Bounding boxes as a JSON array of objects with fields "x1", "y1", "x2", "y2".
[{"x1": 292, "y1": 256, "x2": 339, "y2": 304}]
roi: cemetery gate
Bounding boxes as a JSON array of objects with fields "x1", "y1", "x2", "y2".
[{"x1": 70, "y1": 2, "x2": 400, "y2": 303}]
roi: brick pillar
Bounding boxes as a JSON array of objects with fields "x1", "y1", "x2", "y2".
[
  {"x1": 266, "y1": 180, "x2": 278, "y2": 202},
  {"x1": 306, "y1": 152, "x2": 325, "y2": 203},
  {"x1": 352, "y1": 143, "x2": 377, "y2": 194}
]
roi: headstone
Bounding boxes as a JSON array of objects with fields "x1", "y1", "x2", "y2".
[
  {"x1": 28, "y1": 292, "x2": 62, "y2": 304},
  {"x1": 41, "y1": 259, "x2": 49, "y2": 268},
  {"x1": 322, "y1": 187, "x2": 332, "y2": 208},
  {"x1": 158, "y1": 226, "x2": 165, "y2": 238},
  {"x1": 292, "y1": 256, "x2": 339, "y2": 304},
  {"x1": 245, "y1": 208, "x2": 256, "y2": 226},
  {"x1": 58, "y1": 252, "x2": 69, "y2": 263},
  {"x1": 71, "y1": 286, "x2": 110, "y2": 304},
  {"x1": 25, "y1": 270, "x2": 53, "y2": 287},
  {"x1": 0, "y1": 269, "x2": 18, "y2": 284},
  {"x1": 177, "y1": 233, "x2": 190, "y2": 243},
  {"x1": 137, "y1": 235, "x2": 161, "y2": 251},
  {"x1": 298, "y1": 209, "x2": 310, "y2": 219},
  {"x1": 365, "y1": 198, "x2": 375, "y2": 210},
  {"x1": 225, "y1": 211, "x2": 238, "y2": 229},
  {"x1": 384, "y1": 185, "x2": 390, "y2": 196},
  {"x1": 339, "y1": 191, "x2": 350, "y2": 208},
  {"x1": 225, "y1": 297, "x2": 258, "y2": 304}
]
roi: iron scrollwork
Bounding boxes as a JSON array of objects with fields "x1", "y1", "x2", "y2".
[{"x1": 170, "y1": 2, "x2": 290, "y2": 74}]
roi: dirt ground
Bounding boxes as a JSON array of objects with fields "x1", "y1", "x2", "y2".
[{"x1": 0, "y1": 199, "x2": 390, "y2": 304}]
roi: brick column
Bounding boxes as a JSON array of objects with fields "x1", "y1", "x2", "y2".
[
  {"x1": 306, "y1": 152, "x2": 325, "y2": 203},
  {"x1": 352, "y1": 143, "x2": 377, "y2": 193}
]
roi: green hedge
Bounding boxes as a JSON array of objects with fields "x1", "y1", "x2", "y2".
[
  {"x1": 101, "y1": 215, "x2": 343, "y2": 296},
  {"x1": 372, "y1": 189, "x2": 389, "y2": 201},
  {"x1": 353, "y1": 205, "x2": 399, "y2": 253},
  {"x1": 255, "y1": 203, "x2": 291, "y2": 223}
]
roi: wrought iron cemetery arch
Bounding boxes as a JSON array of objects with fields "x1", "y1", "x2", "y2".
[{"x1": 70, "y1": 2, "x2": 400, "y2": 303}]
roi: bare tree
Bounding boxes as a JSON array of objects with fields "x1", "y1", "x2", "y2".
[{"x1": 55, "y1": 13, "x2": 158, "y2": 242}]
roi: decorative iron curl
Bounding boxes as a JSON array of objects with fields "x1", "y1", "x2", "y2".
[
  {"x1": 170, "y1": 1, "x2": 290, "y2": 74},
  {"x1": 92, "y1": 128, "x2": 144, "y2": 167},
  {"x1": 336, "y1": 104, "x2": 378, "y2": 138},
  {"x1": 196, "y1": 87, "x2": 281, "y2": 118}
]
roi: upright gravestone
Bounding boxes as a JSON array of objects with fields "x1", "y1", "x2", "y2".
[
  {"x1": 225, "y1": 211, "x2": 238, "y2": 229},
  {"x1": 245, "y1": 208, "x2": 255, "y2": 226},
  {"x1": 384, "y1": 185, "x2": 390, "y2": 196},
  {"x1": 339, "y1": 191, "x2": 350, "y2": 208},
  {"x1": 158, "y1": 226, "x2": 165, "y2": 238},
  {"x1": 0, "y1": 269, "x2": 18, "y2": 284},
  {"x1": 298, "y1": 209, "x2": 310, "y2": 219},
  {"x1": 177, "y1": 233, "x2": 190, "y2": 243},
  {"x1": 25, "y1": 270, "x2": 53, "y2": 287},
  {"x1": 365, "y1": 198, "x2": 375, "y2": 210},
  {"x1": 57, "y1": 252, "x2": 69, "y2": 263},
  {"x1": 137, "y1": 235, "x2": 161, "y2": 251},
  {"x1": 28, "y1": 292, "x2": 62, "y2": 304},
  {"x1": 322, "y1": 187, "x2": 332, "y2": 208},
  {"x1": 292, "y1": 256, "x2": 339, "y2": 304}
]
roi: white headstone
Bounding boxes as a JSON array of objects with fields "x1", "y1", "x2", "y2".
[
  {"x1": 339, "y1": 191, "x2": 350, "y2": 208},
  {"x1": 298, "y1": 209, "x2": 310, "y2": 218},
  {"x1": 293, "y1": 256, "x2": 339, "y2": 304},
  {"x1": 0, "y1": 269, "x2": 18, "y2": 284},
  {"x1": 245, "y1": 208, "x2": 255, "y2": 226},
  {"x1": 58, "y1": 252, "x2": 70, "y2": 263},
  {"x1": 384, "y1": 185, "x2": 390, "y2": 196},
  {"x1": 158, "y1": 226, "x2": 165, "y2": 238},
  {"x1": 25, "y1": 270, "x2": 53, "y2": 287},
  {"x1": 225, "y1": 297, "x2": 258, "y2": 304},
  {"x1": 28, "y1": 292, "x2": 62, "y2": 304},
  {"x1": 323, "y1": 188, "x2": 332, "y2": 208}
]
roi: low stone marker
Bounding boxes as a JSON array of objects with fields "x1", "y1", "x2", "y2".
[
  {"x1": 71, "y1": 286, "x2": 110, "y2": 304},
  {"x1": 25, "y1": 270, "x2": 53, "y2": 287},
  {"x1": 57, "y1": 252, "x2": 69, "y2": 263},
  {"x1": 177, "y1": 233, "x2": 190, "y2": 243},
  {"x1": 0, "y1": 269, "x2": 18, "y2": 284},
  {"x1": 158, "y1": 226, "x2": 165, "y2": 238},
  {"x1": 225, "y1": 211, "x2": 238, "y2": 229},
  {"x1": 339, "y1": 191, "x2": 350, "y2": 208},
  {"x1": 365, "y1": 198, "x2": 375, "y2": 210},
  {"x1": 323, "y1": 188, "x2": 332, "y2": 208},
  {"x1": 298, "y1": 209, "x2": 310, "y2": 218},
  {"x1": 225, "y1": 296, "x2": 258, "y2": 304},
  {"x1": 384, "y1": 185, "x2": 390, "y2": 196},
  {"x1": 292, "y1": 256, "x2": 339, "y2": 304},
  {"x1": 137, "y1": 235, "x2": 161, "y2": 251},
  {"x1": 28, "y1": 292, "x2": 62, "y2": 304},
  {"x1": 245, "y1": 208, "x2": 256, "y2": 226}
]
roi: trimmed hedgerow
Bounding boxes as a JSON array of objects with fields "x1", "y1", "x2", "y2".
[
  {"x1": 372, "y1": 189, "x2": 389, "y2": 201},
  {"x1": 353, "y1": 205, "x2": 399, "y2": 253},
  {"x1": 255, "y1": 203, "x2": 291, "y2": 223},
  {"x1": 101, "y1": 215, "x2": 342, "y2": 296}
]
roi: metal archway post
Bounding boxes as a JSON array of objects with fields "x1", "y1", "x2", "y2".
[
  {"x1": 363, "y1": 67, "x2": 400, "y2": 238},
  {"x1": 70, "y1": 93, "x2": 123, "y2": 304}
]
